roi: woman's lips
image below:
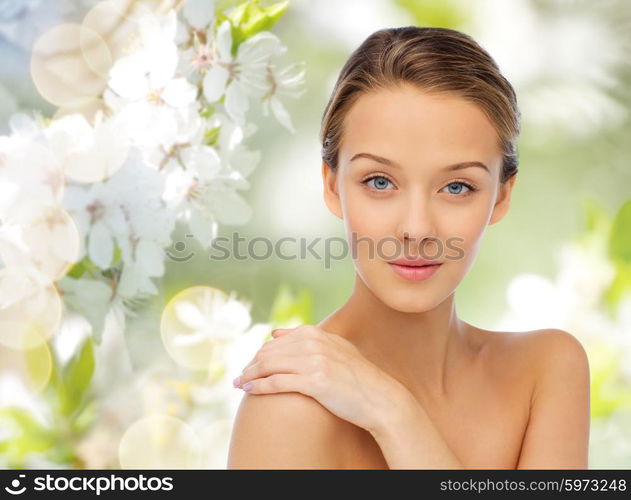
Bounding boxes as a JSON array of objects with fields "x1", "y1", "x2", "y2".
[{"x1": 387, "y1": 261, "x2": 442, "y2": 281}]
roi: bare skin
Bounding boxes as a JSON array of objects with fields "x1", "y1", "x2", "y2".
[
  {"x1": 227, "y1": 84, "x2": 591, "y2": 469},
  {"x1": 316, "y1": 301, "x2": 588, "y2": 468}
]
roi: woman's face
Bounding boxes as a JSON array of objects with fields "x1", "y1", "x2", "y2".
[{"x1": 323, "y1": 84, "x2": 516, "y2": 313}]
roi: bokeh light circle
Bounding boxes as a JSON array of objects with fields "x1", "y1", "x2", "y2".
[
  {"x1": 118, "y1": 415, "x2": 203, "y2": 469},
  {"x1": 31, "y1": 23, "x2": 112, "y2": 107},
  {"x1": 17, "y1": 204, "x2": 82, "y2": 281},
  {"x1": 0, "y1": 341, "x2": 53, "y2": 394},
  {"x1": 161, "y1": 286, "x2": 237, "y2": 372},
  {"x1": 0, "y1": 281, "x2": 63, "y2": 351}
]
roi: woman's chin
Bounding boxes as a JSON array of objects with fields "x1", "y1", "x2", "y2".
[{"x1": 372, "y1": 288, "x2": 445, "y2": 314}]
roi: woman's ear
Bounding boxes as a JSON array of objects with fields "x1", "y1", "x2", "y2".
[
  {"x1": 322, "y1": 161, "x2": 343, "y2": 219},
  {"x1": 489, "y1": 174, "x2": 517, "y2": 225}
]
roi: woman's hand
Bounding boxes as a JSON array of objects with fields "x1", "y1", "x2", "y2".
[{"x1": 232, "y1": 325, "x2": 413, "y2": 434}]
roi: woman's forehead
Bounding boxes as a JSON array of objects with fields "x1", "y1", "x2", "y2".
[{"x1": 340, "y1": 86, "x2": 502, "y2": 165}]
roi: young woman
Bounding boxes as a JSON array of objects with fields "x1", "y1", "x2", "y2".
[{"x1": 226, "y1": 26, "x2": 590, "y2": 469}]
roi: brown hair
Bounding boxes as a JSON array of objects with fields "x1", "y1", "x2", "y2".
[{"x1": 320, "y1": 26, "x2": 520, "y2": 183}]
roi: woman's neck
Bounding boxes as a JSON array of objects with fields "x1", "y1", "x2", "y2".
[{"x1": 319, "y1": 273, "x2": 475, "y2": 399}]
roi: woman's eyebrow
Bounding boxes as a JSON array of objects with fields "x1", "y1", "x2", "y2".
[{"x1": 350, "y1": 152, "x2": 490, "y2": 174}]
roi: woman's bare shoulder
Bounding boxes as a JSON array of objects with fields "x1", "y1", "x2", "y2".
[
  {"x1": 516, "y1": 328, "x2": 589, "y2": 381},
  {"x1": 474, "y1": 326, "x2": 589, "y2": 385},
  {"x1": 482, "y1": 328, "x2": 590, "y2": 468},
  {"x1": 480, "y1": 327, "x2": 587, "y2": 360},
  {"x1": 227, "y1": 391, "x2": 350, "y2": 469}
]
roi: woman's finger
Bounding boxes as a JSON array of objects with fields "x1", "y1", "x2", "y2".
[
  {"x1": 271, "y1": 326, "x2": 298, "y2": 338},
  {"x1": 241, "y1": 373, "x2": 309, "y2": 396},
  {"x1": 237, "y1": 333, "x2": 306, "y2": 374},
  {"x1": 237, "y1": 354, "x2": 310, "y2": 388}
]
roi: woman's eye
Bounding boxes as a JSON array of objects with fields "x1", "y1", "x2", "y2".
[
  {"x1": 364, "y1": 176, "x2": 394, "y2": 190},
  {"x1": 442, "y1": 181, "x2": 474, "y2": 196}
]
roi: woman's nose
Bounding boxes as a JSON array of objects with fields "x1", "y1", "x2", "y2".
[{"x1": 394, "y1": 194, "x2": 438, "y2": 252}]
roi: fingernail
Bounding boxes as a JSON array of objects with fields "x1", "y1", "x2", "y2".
[
  {"x1": 242, "y1": 382, "x2": 253, "y2": 392},
  {"x1": 232, "y1": 376, "x2": 241, "y2": 388}
]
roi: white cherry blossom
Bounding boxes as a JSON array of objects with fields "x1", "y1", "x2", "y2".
[
  {"x1": 163, "y1": 146, "x2": 222, "y2": 247},
  {"x1": 141, "y1": 103, "x2": 205, "y2": 173},
  {"x1": 0, "y1": 135, "x2": 64, "y2": 209},
  {"x1": 203, "y1": 20, "x2": 283, "y2": 125},
  {"x1": 104, "y1": 10, "x2": 197, "y2": 151},
  {"x1": 45, "y1": 111, "x2": 131, "y2": 183},
  {"x1": 261, "y1": 59, "x2": 307, "y2": 133},
  {"x1": 63, "y1": 181, "x2": 127, "y2": 270},
  {"x1": 105, "y1": 56, "x2": 197, "y2": 150}
]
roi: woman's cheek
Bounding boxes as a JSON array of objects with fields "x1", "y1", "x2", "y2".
[
  {"x1": 343, "y1": 190, "x2": 393, "y2": 238},
  {"x1": 441, "y1": 202, "x2": 490, "y2": 264}
]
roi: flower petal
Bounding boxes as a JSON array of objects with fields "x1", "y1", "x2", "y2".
[
  {"x1": 162, "y1": 77, "x2": 197, "y2": 108},
  {"x1": 229, "y1": 146, "x2": 260, "y2": 178},
  {"x1": 224, "y1": 81, "x2": 249, "y2": 125},
  {"x1": 183, "y1": 0, "x2": 216, "y2": 30},
  {"x1": 215, "y1": 20, "x2": 233, "y2": 62},
  {"x1": 175, "y1": 300, "x2": 207, "y2": 330},
  {"x1": 237, "y1": 31, "x2": 281, "y2": 65},
  {"x1": 202, "y1": 65, "x2": 230, "y2": 102},
  {"x1": 88, "y1": 221, "x2": 114, "y2": 269},
  {"x1": 270, "y1": 96, "x2": 295, "y2": 133},
  {"x1": 135, "y1": 239, "x2": 165, "y2": 277},
  {"x1": 189, "y1": 208, "x2": 218, "y2": 248}
]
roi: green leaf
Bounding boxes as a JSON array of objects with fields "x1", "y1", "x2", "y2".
[
  {"x1": 58, "y1": 337, "x2": 95, "y2": 417},
  {"x1": 200, "y1": 104, "x2": 216, "y2": 118},
  {"x1": 111, "y1": 246, "x2": 122, "y2": 266},
  {"x1": 203, "y1": 126, "x2": 221, "y2": 146},
  {"x1": 226, "y1": 0, "x2": 289, "y2": 49},
  {"x1": 66, "y1": 260, "x2": 86, "y2": 279},
  {"x1": 72, "y1": 400, "x2": 98, "y2": 435},
  {"x1": 241, "y1": 0, "x2": 289, "y2": 39},
  {"x1": 66, "y1": 255, "x2": 100, "y2": 279},
  {"x1": 0, "y1": 407, "x2": 56, "y2": 467}
]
